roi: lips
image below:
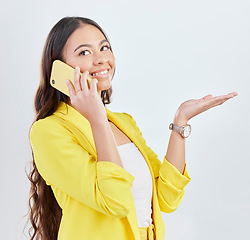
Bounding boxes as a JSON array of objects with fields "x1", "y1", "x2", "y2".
[{"x1": 90, "y1": 68, "x2": 110, "y2": 77}]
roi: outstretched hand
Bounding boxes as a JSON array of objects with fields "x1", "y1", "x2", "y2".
[{"x1": 174, "y1": 92, "x2": 238, "y2": 125}]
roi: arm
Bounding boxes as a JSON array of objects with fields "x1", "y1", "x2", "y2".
[
  {"x1": 30, "y1": 118, "x2": 134, "y2": 218},
  {"x1": 124, "y1": 90, "x2": 237, "y2": 213},
  {"x1": 66, "y1": 68, "x2": 123, "y2": 168},
  {"x1": 165, "y1": 93, "x2": 238, "y2": 174},
  {"x1": 30, "y1": 69, "x2": 135, "y2": 218},
  {"x1": 124, "y1": 113, "x2": 190, "y2": 213}
]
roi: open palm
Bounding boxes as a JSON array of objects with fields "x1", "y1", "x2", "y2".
[{"x1": 175, "y1": 92, "x2": 238, "y2": 123}]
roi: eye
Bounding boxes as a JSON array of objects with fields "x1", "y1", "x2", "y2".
[
  {"x1": 79, "y1": 50, "x2": 91, "y2": 56},
  {"x1": 101, "y1": 45, "x2": 111, "y2": 51}
]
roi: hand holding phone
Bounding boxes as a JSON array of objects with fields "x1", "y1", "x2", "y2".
[{"x1": 50, "y1": 60, "x2": 92, "y2": 97}]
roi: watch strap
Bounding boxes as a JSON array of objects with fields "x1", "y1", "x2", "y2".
[
  {"x1": 169, "y1": 123, "x2": 183, "y2": 134},
  {"x1": 169, "y1": 123, "x2": 191, "y2": 138}
]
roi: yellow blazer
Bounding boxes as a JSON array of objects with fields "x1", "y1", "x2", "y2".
[{"x1": 30, "y1": 102, "x2": 190, "y2": 240}]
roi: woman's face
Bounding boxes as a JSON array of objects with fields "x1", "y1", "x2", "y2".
[{"x1": 63, "y1": 24, "x2": 115, "y2": 93}]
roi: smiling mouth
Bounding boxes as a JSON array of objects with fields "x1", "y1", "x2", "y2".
[{"x1": 90, "y1": 69, "x2": 109, "y2": 77}]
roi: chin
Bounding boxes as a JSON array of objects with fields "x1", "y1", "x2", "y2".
[{"x1": 97, "y1": 81, "x2": 111, "y2": 92}]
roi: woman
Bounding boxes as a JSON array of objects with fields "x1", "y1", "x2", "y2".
[{"x1": 27, "y1": 16, "x2": 237, "y2": 240}]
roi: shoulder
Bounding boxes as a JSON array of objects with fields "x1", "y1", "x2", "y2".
[
  {"x1": 30, "y1": 115, "x2": 71, "y2": 141},
  {"x1": 113, "y1": 112, "x2": 134, "y2": 120},
  {"x1": 106, "y1": 108, "x2": 135, "y2": 121},
  {"x1": 107, "y1": 109, "x2": 138, "y2": 126},
  {"x1": 31, "y1": 115, "x2": 64, "y2": 131},
  {"x1": 107, "y1": 110, "x2": 141, "y2": 136}
]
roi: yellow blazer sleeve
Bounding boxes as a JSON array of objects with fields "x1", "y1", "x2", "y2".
[
  {"x1": 124, "y1": 113, "x2": 191, "y2": 213},
  {"x1": 30, "y1": 117, "x2": 135, "y2": 218}
]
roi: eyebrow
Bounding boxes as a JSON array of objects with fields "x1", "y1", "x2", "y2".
[{"x1": 74, "y1": 39, "x2": 109, "y2": 52}]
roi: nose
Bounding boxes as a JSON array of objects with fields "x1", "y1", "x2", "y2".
[{"x1": 93, "y1": 53, "x2": 108, "y2": 66}]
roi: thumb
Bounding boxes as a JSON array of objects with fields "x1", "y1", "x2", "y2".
[{"x1": 202, "y1": 94, "x2": 213, "y2": 101}]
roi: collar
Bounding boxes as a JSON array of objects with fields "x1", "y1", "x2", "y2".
[{"x1": 53, "y1": 102, "x2": 136, "y2": 153}]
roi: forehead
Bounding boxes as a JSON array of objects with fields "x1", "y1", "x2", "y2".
[{"x1": 65, "y1": 24, "x2": 106, "y2": 50}]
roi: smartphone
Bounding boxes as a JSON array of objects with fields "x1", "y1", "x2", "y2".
[{"x1": 50, "y1": 60, "x2": 92, "y2": 97}]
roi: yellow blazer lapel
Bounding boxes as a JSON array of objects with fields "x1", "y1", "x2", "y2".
[
  {"x1": 54, "y1": 102, "x2": 96, "y2": 156},
  {"x1": 106, "y1": 109, "x2": 156, "y2": 190},
  {"x1": 105, "y1": 109, "x2": 140, "y2": 239},
  {"x1": 55, "y1": 104, "x2": 156, "y2": 240},
  {"x1": 106, "y1": 109, "x2": 157, "y2": 240}
]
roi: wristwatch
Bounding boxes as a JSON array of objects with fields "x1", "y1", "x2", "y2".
[{"x1": 169, "y1": 123, "x2": 191, "y2": 138}]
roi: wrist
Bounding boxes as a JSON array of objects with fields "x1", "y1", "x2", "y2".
[
  {"x1": 169, "y1": 123, "x2": 191, "y2": 138},
  {"x1": 173, "y1": 116, "x2": 188, "y2": 126},
  {"x1": 89, "y1": 114, "x2": 108, "y2": 127},
  {"x1": 173, "y1": 110, "x2": 189, "y2": 126}
]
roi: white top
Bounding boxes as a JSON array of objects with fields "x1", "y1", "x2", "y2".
[{"x1": 117, "y1": 142, "x2": 153, "y2": 227}]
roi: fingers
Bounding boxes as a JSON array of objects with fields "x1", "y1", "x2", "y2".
[
  {"x1": 74, "y1": 68, "x2": 97, "y2": 95},
  {"x1": 226, "y1": 92, "x2": 238, "y2": 98},
  {"x1": 90, "y1": 78, "x2": 98, "y2": 92},
  {"x1": 66, "y1": 79, "x2": 75, "y2": 98},
  {"x1": 213, "y1": 92, "x2": 238, "y2": 103},
  {"x1": 195, "y1": 92, "x2": 238, "y2": 115},
  {"x1": 177, "y1": 92, "x2": 237, "y2": 121},
  {"x1": 203, "y1": 93, "x2": 237, "y2": 110},
  {"x1": 202, "y1": 92, "x2": 237, "y2": 103},
  {"x1": 71, "y1": 67, "x2": 98, "y2": 97},
  {"x1": 74, "y1": 67, "x2": 81, "y2": 92},
  {"x1": 80, "y1": 71, "x2": 90, "y2": 93}
]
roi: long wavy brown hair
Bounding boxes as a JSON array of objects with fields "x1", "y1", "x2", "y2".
[{"x1": 26, "y1": 16, "x2": 113, "y2": 240}]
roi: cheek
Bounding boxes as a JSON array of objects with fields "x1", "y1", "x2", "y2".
[
  {"x1": 66, "y1": 58, "x2": 92, "y2": 72},
  {"x1": 79, "y1": 61, "x2": 92, "y2": 72},
  {"x1": 108, "y1": 54, "x2": 115, "y2": 69}
]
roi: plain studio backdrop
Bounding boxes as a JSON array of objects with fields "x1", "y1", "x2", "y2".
[{"x1": 1, "y1": 0, "x2": 249, "y2": 239}]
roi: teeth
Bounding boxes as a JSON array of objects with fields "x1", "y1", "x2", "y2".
[{"x1": 92, "y1": 69, "x2": 108, "y2": 76}]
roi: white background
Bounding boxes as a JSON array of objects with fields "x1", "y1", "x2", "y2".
[{"x1": 1, "y1": 0, "x2": 249, "y2": 239}]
